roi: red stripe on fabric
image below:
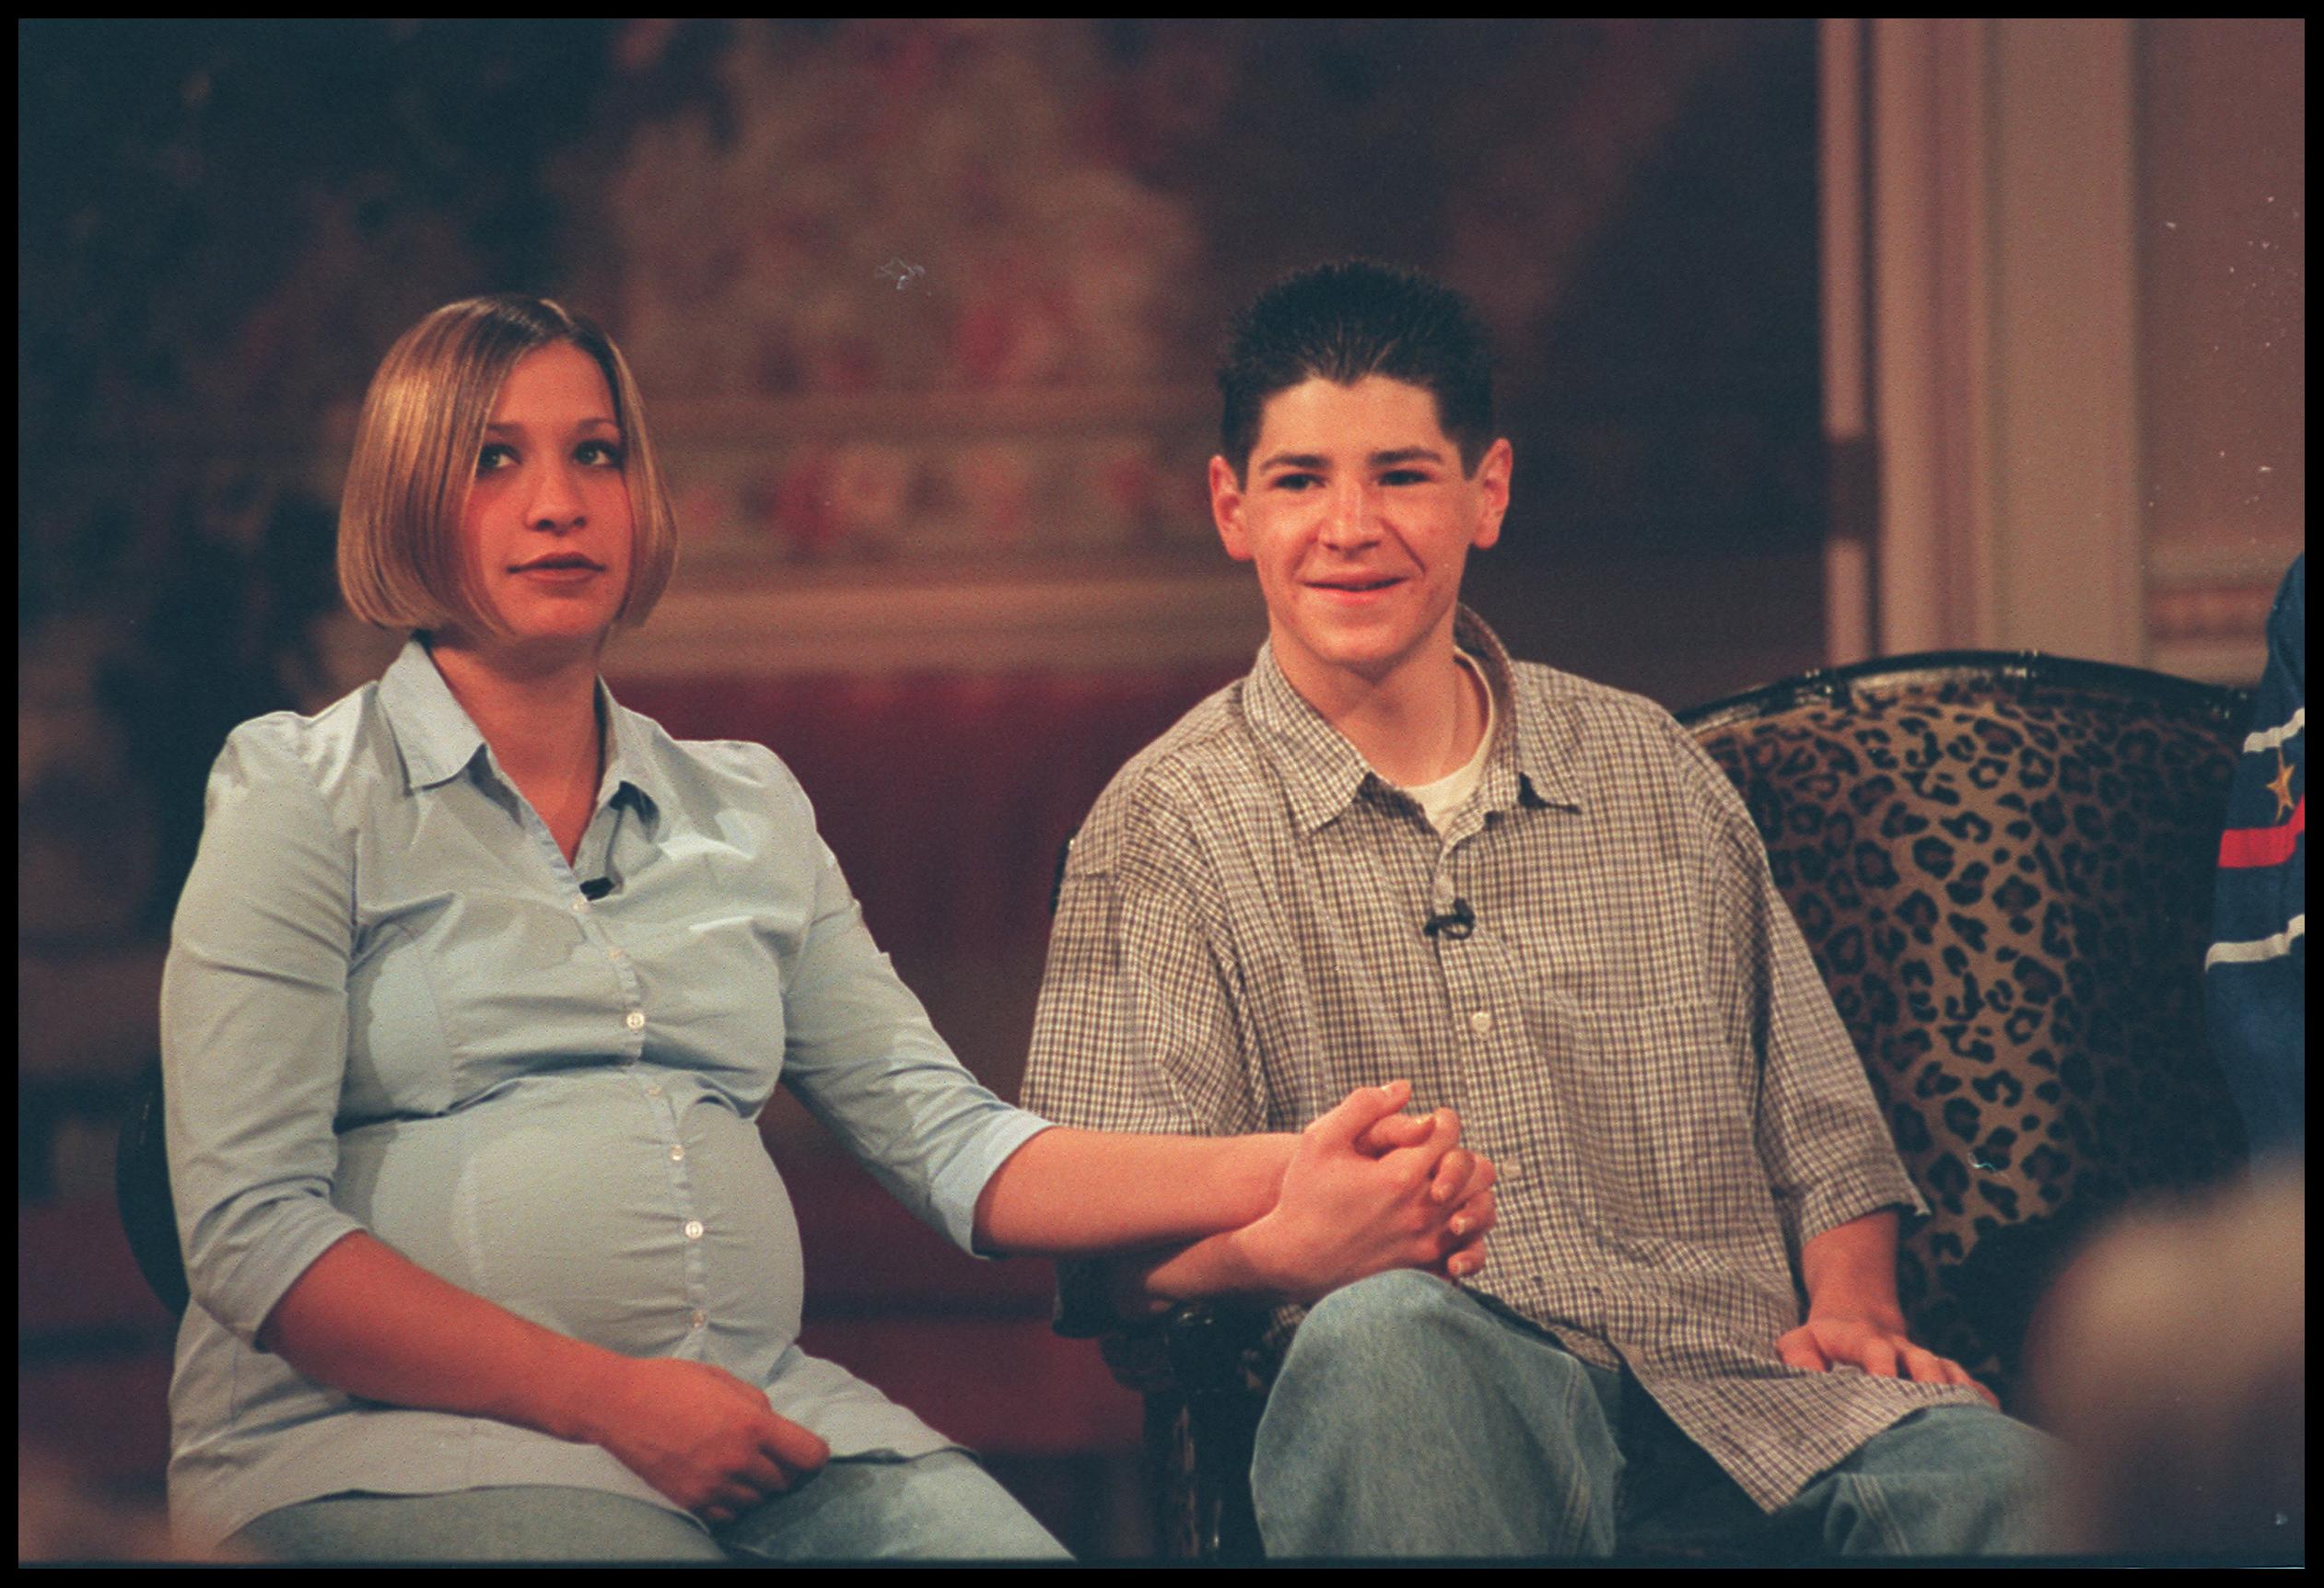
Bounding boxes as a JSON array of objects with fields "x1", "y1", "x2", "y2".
[{"x1": 2219, "y1": 797, "x2": 2306, "y2": 868}]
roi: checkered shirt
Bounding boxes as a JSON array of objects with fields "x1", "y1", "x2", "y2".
[{"x1": 1022, "y1": 608, "x2": 1986, "y2": 1512}]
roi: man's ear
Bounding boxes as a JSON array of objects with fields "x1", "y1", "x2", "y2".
[
  {"x1": 1209, "y1": 454, "x2": 1254, "y2": 562},
  {"x1": 1469, "y1": 438, "x2": 1513, "y2": 551}
]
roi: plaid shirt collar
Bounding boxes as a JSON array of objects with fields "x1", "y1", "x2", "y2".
[{"x1": 1244, "y1": 605, "x2": 1588, "y2": 836}]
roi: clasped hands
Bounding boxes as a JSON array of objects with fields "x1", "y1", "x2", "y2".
[{"x1": 1238, "y1": 1079, "x2": 1499, "y2": 1306}]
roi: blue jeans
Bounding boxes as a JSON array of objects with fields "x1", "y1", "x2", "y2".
[
  {"x1": 228, "y1": 1451, "x2": 1070, "y2": 1562},
  {"x1": 1252, "y1": 1270, "x2": 2061, "y2": 1558}
]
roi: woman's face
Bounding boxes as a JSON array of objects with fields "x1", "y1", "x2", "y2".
[{"x1": 452, "y1": 341, "x2": 636, "y2": 659}]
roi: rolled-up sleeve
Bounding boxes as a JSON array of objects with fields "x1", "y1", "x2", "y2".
[
  {"x1": 1023, "y1": 798, "x2": 1264, "y2": 1140},
  {"x1": 1682, "y1": 730, "x2": 1925, "y2": 1253},
  {"x1": 161, "y1": 718, "x2": 368, "y2": 1345},
  {"x1": 772, "y1": 773, "x2": 1051, "y2": 1257}
]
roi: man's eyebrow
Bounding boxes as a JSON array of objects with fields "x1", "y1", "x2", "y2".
[{"x1": 1255, "y1": 445, "x2": 1447, "y2": 473}]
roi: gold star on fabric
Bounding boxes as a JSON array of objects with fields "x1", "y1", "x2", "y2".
[{"x1": 2265, "y1": 748, "x2": 2297, "y2": 822}]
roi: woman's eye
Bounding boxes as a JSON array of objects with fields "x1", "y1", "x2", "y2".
[
  {"x1": 477, "y1": 443, "x2": 515, "y2": 473},
  {"x1": 578, "y1": 440, "x2": 624, "y2": 467}
]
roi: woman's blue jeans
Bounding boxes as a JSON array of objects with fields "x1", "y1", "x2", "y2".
[{"x1": 228, "y1": 1450, "x2": 1069, "y2": 1562}]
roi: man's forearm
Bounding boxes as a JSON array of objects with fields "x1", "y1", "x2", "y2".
[
  {"x1": 1798, "y1": 1209, "x2": 1908, "y2": 1329},
  {"x1": 1092, "y1": 1230, "x2": 1281, "y2": 1320}
]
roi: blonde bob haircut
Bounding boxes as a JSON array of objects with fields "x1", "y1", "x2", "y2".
[{"x1": 338, "y1": 295, "x2": 678, "y2": 637}]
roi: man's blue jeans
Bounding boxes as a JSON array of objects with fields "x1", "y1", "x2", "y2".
[{"x1": 1252, "y1": 1270, "x2": 2061, "y2": 1558}]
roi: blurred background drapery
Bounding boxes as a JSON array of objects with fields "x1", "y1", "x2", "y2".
[{"x1": 18, "y1": 18, "x2": 2302, "y2": 1559}]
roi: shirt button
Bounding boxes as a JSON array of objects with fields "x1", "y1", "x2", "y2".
[
  {"x1": 691, "y1": 1310, "x2": 707, "y2": 1331},
  {"x1": 684, "y1": 1220, "x2": 704, "y2": 1241},
  {"x1": 670, "y1": 1144, "x2": 685, "y2": 1162},
  {"x1": 1468, "y1": 1010, "x2": 1493, "y2": 1035},
  {"x1": 572, "y1": 898, "x2": 590, "y2": 914},
  {"x1": 626, "y1": 1010, "x2": 646, "y2": 1032},
  {"x1": 1433, "y1": 880, "x2": 1457, "y2": 909},
  {"x1": 644, "y1": 1082, "x2": 663, "y2": 1098},
  {"x1": 608, "y1": 947, "x2": 625, "y2": 962}
]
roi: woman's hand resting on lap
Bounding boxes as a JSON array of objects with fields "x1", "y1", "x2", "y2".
[{"x1": 575, "y1": 1356, "x2": 831, "y2": 1525}]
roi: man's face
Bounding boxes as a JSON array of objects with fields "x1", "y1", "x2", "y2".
[{"x1": 1210, "y1": 375, "x2": 1511, "y2": 697}]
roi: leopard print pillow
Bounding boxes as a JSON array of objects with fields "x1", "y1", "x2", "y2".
[{"x1": 1693, "y1": 668, "x2": 2251, "y2": 1407}]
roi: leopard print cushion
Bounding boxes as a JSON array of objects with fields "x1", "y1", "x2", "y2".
[{"x1": 1694, "y1": 671, "x2": 2251, "y2": 1408}]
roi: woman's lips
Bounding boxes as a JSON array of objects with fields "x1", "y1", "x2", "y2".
[{"x1": 511, "y1": 560, "x2": 602, "y2": 585}]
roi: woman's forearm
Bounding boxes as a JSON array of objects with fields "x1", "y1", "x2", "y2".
[
  {"x1": 974, "y1": 1081, "x2": 1491, "y2": 1290},
  {"x1": 972, "y1": 1127, "x2": 1298, "y2": 1256},
  {"x1": 258, "y1": 1230, "x2": 617, "y2": 1442},
  {"x1": 259, "y1": 1230, "x2": 831, "y2": 1513}
]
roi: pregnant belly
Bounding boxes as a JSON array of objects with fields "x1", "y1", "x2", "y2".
[{"x1": 332, "y1": 1071, "x2": 805, "y2": 1365}]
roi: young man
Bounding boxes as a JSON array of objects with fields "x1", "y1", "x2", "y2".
[{"x1": 1022, "y1": 262, "x2": 2056, "y2": 1557}]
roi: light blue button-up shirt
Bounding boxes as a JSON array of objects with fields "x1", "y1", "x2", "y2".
[{"x1": 160, "y1": 637, "x2": 1054, "y2": 1548}]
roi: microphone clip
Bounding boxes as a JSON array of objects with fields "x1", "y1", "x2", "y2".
[{"x1": 1422, "y1": 899, "x2": 1476, "y2": 941}]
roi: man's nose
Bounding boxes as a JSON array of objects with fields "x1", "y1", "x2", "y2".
[{"x1": 1316, "y1": 484, "x2": 1380, "y2": 546}]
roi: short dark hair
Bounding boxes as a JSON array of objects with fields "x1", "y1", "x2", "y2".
[{"x1": 1218, "y1": 261, "x2": 1498, "y2": 482}]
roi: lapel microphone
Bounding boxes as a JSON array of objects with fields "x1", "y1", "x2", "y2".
[{"x1": 1422, "y1": 899, "x2": 1476, "y2": 940}]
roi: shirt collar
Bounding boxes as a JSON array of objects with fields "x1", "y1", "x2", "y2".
[
  {"x1": 1472, "y1": 612, "x2": 1585, "y2": 815},
  {"x1": 376, "y1": 636, "x2": 669, "y2": 821},
  {"x1": 1244, "y1": 606, "x2": 1585, "y2": 833},
  {"x1": 1244, "y1": 643, "x2": 1376, "y2": 835}
]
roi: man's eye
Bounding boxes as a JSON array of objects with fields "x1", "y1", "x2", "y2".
[
  {"x1": 1381, "y1": 470, "x2": 1428, "y2": 485},
  {"x1": 1274, "y1": 473, "x2": 1320, "y2": 491}
]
